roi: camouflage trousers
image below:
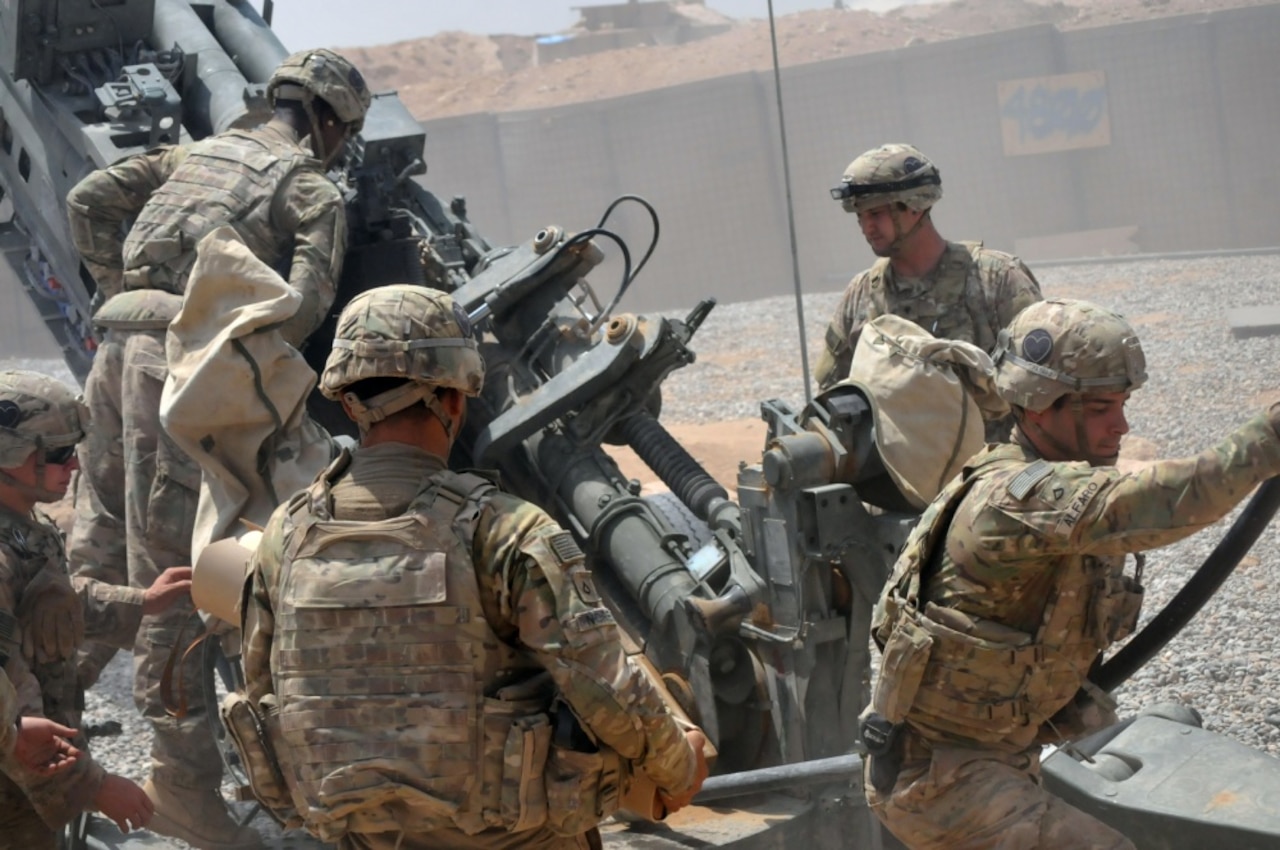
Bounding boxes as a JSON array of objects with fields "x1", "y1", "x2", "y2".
[
  {"x1": 73, "y1": 331, "x2": 222, "y2": 789},
  {"x1": 865, "y1": 738, "x2": 1135, "y2": 850},
  {"x1": 338, "y1": 826, "x2": 601, "y2": 850},
  {"x1": 0, "y1": 790, "x2": 59, "y2": 850}
]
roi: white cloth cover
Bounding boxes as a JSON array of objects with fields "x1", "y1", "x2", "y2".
[
  {"x1": 844, "y1": 313, "x2": 1005, "y2": 510},
  {"x1": 161, "y1": 226, "x2": 335, "y2": 565}
]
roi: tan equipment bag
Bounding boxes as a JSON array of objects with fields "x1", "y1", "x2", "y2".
[{"x1": 841, "y1": 313, "x2": 1005, "y2": 510}]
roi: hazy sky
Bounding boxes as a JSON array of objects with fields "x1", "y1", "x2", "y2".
[{"x1": 268, "y1": 0, "x2": 911, "y2": 50}]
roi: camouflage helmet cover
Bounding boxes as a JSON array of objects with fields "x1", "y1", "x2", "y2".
[
  {"x1": 993, "y1": 298, "x2": 1147, "y2": 413},
  {"x1": 267, "y1": 48, "x2": 371, "y2": 131},
  {"x1": 0, "y1": 370, "x2": 89, "y2": 467},
  {"x1": 320, "y1": 284, "x2": 484, "y2": 401},
  {"x1": 832, "y1": 143, "x2": 943, "y2": 214}
]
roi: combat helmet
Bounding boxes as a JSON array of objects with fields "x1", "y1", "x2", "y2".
[
  {"x1": 321, "y1": 285, "x2": 484, "y2": 434},
  {"x1": 993, "y1": 298, "x2": 1147, "y2": 413},
  {"x1": 830, "y1": 143, "x2": 942, "y2": 214},
  {"x1": 267, "y1": 48, "x2": 371, "y2": 163},
  {"x1": 0, "y1": 370, "x2": 88, "y2": 500}
]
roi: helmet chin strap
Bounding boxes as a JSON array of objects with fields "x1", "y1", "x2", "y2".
[
  {"x1": 302, "y1": 101, "x2": 347, "y2": 168},
  {"x1": 1020, "y1": 396, "x2": 1115, "y2": 467},
  {"x1": 343, "y1": 383, "x2": 458, "y2": 443},
  {"x1": 421, "y1": 394, "x2": 458, "y2": 445},
  {"x1": 885, "y1": 206, "x2": 929, "y2": 255}
]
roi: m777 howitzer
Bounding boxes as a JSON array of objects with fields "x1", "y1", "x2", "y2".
[
  {"x1": 436, "y1": 208, "x2": 919, "y2": 778},
  {"x1": 0, "y1": 2, "x2": 911, "y2": 845},
  {"x1": 8, "y1": 3, "x2": 1280, "y2": 850}
]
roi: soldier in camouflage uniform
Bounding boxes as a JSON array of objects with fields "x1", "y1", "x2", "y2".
[
  {"x1": 239, "y1": 285, "x2": 709, "y2": 850},
  {"x1": 68, "y1": 290, "x2": 189, "y2": 690},
  {"x1": 818, "y1": 144, "x2": 1043, "y2": 438},
  {"x1": 0, "y1": 371, "x2": 158, "y2": 846},
  {"x1": 63, "y1": 49, "x2": 370, "y2": 850},
  {"x1": 66, "y1": 47, "x2": 370, "y2": 342},
  {"x1": 861, "y1": 299, "x2": 1280, "y2": 849}
]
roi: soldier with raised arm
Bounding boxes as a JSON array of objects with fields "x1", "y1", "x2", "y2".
[
  {"x1": 237, "y1": 285, "x2": 708, "y2": 850},
  {"x1": 63, "y1": 48, "x2": 371, "y2": 849},
  {"x1": 862, "y1": 299, "x2": 1280, "y2": 849}
]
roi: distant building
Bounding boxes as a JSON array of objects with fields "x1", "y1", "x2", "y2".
[{"x1": 536, "y1": 1, "x2": 733, "y2": 65}]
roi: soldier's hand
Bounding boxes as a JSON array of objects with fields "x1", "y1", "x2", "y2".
[
  {"x1": 659, "y1": 729, "x2": 710, "y2": 815},
  {"x1": 17, "y1": 569, "x2": 85, "y2": 664},
  {"x1": 13, "y1": 716, "x2": 81, "y2": 774},
  {"x1": 93, "y1": 774, "x2": 154, "y2": 833},
  {"x1": 141, "y1": 566, "x2": 193, "y2": 616}
]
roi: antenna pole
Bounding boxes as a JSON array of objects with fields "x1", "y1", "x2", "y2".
[{"x1": 766, "y1": 0, "x2": 813, "y2": 405}]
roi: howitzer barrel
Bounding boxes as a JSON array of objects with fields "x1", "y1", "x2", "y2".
[
  {"x1": 693, "y1": 754, "x2": 863, "y2": 803},
  {"x1": 207, "y1": 0, "x2": 288, "y2": 83},
  {"x1": 537, "y1": 432, "x2": 699, "y2": 633},
  {"x1": 154, "y1": 0, "x2": 253, "y2": 135}
]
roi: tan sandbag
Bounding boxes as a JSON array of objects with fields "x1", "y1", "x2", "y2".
[
  {"x1": 93, "y1": 288, "x2": 185, "y2": 331},
  {"x1": 842, "y1": 313, "x2": 1001, "y2": 510},
  {"x1": 161, "y1": 225, "x2": 336, "y2": 565},
  {"x1": 192, "y1": 530, "x2": 263, "y2": 625}
]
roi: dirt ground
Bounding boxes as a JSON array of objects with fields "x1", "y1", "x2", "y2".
[{"x1": 337, "y1": 0, "x2": 1273, "y2": 121}]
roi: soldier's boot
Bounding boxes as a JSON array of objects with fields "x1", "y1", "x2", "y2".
[{"x1": 141, "y1": 778, "x2": 265, "y2": 850}]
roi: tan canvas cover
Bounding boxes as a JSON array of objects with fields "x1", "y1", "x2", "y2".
[
  {"x1": 192, "y1": 530, "x2": 262, "y2": 625},
  {"x1": 844, "y1": 313, "x2": 1005, "y2": 510},
  {"x1": 161, "y1": 226, "x2": 335, "y2": 565}
]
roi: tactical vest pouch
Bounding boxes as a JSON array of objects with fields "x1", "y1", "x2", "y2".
[
  {"x1": 872, "y1": 612, "x2": 933, "y2": 723},
  {"x1": 500, "y1": 714, "x2": 552, "y2": 831},
  {"x1": 477, "y1": 696, "x2": 551, "y2": 832},
  {"x1": 1092, "y1": 574, "x2": 1144, "y2": 644},
  {"x1": 221, "y1": 691, "x2": 302, "y2": 828},
  {"x1": 903, "y1": 607, "x2": 1043, "y2": 737},
  {"x1": 123, "y1": 249, "x2": 193, "y2": 295},
  {"x1": 544, "y1": 745, "x2": 623, "y2": 837}
]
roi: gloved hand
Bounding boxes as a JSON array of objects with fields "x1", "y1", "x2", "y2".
[
  {"x1": 658, "y1": 728, "x2": 710, "y2": 815},
  {"x1": 17, "y1": 568, "x2": 85, "y2": 665}
]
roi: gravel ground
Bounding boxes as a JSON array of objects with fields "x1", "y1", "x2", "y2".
[{"x1": 4, "y1": 251, "x2": 1280, "y2": 845}]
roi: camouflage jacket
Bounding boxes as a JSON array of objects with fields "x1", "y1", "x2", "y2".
[
  {"x1": 242, "y1": 444, "x2": 696, "y2": 839},
  {"x1": 815, "y1": 240, "x2": 1043, "y2": 391},
  {"x1": 0, "y1": 507, "x2": 106, "y2": 827},
  {"x1": 872, "y1": 411, "x2": 1280, "y2": 753},
  {"x1": 0, "y1": 669, "x2": 15, "y2": 755},
  {"x1": 66, "y1": 119, "x2": 346, "y2": 346}
]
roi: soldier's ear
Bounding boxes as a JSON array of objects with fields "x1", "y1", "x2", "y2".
[{"x1": 439, "y1": 389, "x2": 466, "y2": 422}]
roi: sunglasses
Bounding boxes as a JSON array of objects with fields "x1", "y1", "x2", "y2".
[{"x1": 44, "y1": 445, "x2": 77, "y2": 465}]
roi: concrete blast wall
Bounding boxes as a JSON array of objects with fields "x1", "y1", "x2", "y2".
[
  {"x1": 6, "y1": 5, "x2": 1276, "y2": 352},
  {"x1": 417, "y1": 3, "x2": 1280, "y2": 313}
]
